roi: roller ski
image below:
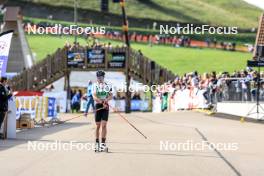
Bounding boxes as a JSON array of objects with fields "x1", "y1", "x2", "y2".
[
  {"x1": 94, "y1": 142, "x2": 100, "y2": 152},
  {"x1": 94, "y1": 142, "x2": 108, "y2": 153},
  {"x1": 100, "y1": 143, "x2": 109, "y2": 153}
]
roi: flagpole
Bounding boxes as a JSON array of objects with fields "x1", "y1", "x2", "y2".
[{"x1": 119, "y1": 0, "x2": 131, "y2": 113}]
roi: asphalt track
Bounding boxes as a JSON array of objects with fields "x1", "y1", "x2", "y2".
[{"x1": 0, "y1": 111, "x2": 263, "y2": 176}]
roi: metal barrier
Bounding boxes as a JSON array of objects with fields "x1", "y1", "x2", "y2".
[{"x1": 208, "y1": 78, "x2": 264, "y2": 103}]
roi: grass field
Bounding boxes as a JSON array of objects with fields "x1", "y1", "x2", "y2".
[
  {"x1": 21, "y1": 0, "x2": 261, "y2": 28},
  {"x1": 27, "y1": 35, "x2": 252, "y2": 75}
]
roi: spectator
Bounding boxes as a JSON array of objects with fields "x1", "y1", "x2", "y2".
[
  {"x1": 84, "y1": 80, "x2": 95, "y2": 117},
  {"x1": 132, "y1": 93, "x2": 141, "y2": 100},
  {"x1": 161, "y1": 92, "x2": 168, "y2": 112},
  {"x1": 71, "y1": 89, "x2": 76, "y2": 100},
  {"x1": 0, "y1": 77, "x2": 12, "y2": 139},
  {"x1": 213, "y1": 38, "x2": 217, "y2": 48},
  {"x1": 153, "y1": 67, "x2": 264, "y2": 112},
  {"x1": 138, "y1": 49, "x2": 143, "y2": 56},
  {"x1": 71, "y1": 91, "x2": 81, "y2": 113}
]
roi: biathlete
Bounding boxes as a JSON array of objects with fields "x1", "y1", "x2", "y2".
[{"x1": 93, "y1": 70, "x2": 112, "y2": 152}]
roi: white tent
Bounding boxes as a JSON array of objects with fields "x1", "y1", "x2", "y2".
[{"x1": 51, "y1": 71, "x2": 147, "y2": 92}]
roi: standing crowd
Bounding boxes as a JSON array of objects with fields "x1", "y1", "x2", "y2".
[{"x1": 154, "y1": 68, "x2": 264, "y2": 111}]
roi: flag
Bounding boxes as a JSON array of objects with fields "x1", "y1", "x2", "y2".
[{"x1": 0, "y1": 30, "x2": 14, "y2": 77}]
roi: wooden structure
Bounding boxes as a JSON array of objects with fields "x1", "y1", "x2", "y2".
[
  {"x1": 3, "y1": 6, "x2": 34, "y2": 73},
  {"x1": 9, "y1": 45, "x2": 175, "y2": 113},
  {"x1": 9, "y1": 46, "x2": 175, "y2": 91},
  {"x1": 254, "y1": 13, "x2": 264, "y2": 59},
  {"x1": 248, "y1": 13, "x2": 264, "y2": 67}
]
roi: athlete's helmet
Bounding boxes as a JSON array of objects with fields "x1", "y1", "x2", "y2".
[{"x1": 96, "y1": 70, "x2": 105, "y2": 77}]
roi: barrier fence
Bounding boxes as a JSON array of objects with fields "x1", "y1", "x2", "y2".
[
  {"x1": 210, "y1": 78, "x2": 264, "y2": 102},
  {"x1": 80, "y1": 99, "x2": 149, "y2": 112},
  {"x1": 15, "y1": 96, "x2": 57, "y2": 122},
  {"x1": 14, "y1": 77, "x2": 264, "y2": 117}
]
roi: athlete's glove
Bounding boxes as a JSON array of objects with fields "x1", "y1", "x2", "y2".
[{"x1": 102, "y1": 100, "x2": 109, "y2": 110}]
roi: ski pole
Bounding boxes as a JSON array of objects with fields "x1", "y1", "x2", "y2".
[
  {"x1": 63, "y1": 107, "x2": 106, "y2": 123},
  {"x1": 107, "y1": 104, "x2": 147, "y2": 139}
]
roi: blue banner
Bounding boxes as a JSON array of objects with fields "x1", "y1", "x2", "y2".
[
  {"x1": 131, "y1": 100, "x2": 149, "y2": 111},
  {"x1": 48, "y1": 97, "x2": 56, "y2": 118}
]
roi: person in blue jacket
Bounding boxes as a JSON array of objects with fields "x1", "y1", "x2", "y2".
[{"x1": 84, "y1": 80, "x2": 95, "y2": 117}]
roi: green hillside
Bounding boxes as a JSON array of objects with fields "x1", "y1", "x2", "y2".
[{"x1": 21, "y1": 0, "x2": 261, "y2": 28}]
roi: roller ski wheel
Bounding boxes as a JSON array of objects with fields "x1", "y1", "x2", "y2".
[
  {"x1": 94, "y1": 148, "x2": 100, "y2": 153},
  {"x1": 100, "y1": 143, "x2": 109, "y2": 153},
  {"x1": 94, "y1": 143, "x2": 100, "y2": 153}
]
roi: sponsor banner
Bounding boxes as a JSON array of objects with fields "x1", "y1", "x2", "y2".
[
  {"x1": 131, "y1": 100, "x2": 149, "y2": 111},
  {"x1": 67, "y1": 51, "x2": 85, "y2": 67},
  {"x1": 80, "y1": 99, "x2": 148, "y2": 112},
  {"x1": 113, "y1": 100, "x2": 125, "y2": 112},
  {"x1": 35, "y1": 96, "x2": 49, "y2": 121},
  {"x1": 87, "y1": 48, "x2": 105, "y2": 64},
  {"x1": 108, "y1": 52, "x2": 126, "y2": 68},
  {"x1": 153, "y1": 96, "x2": 162, "y2": 113},
  {"x1": 47, "y1": 97, "x2": 56, "y2": 118},
  {"x1": 153, "y1": 88, "x2": 208, "y2": 112},
  {"x1": 0, "y1": 31, "x2": 13, "y2": 77},
  {"x1": 15, "y1": 95, "x2": 57, "y2": 120},
  {"x1": 43, "y1": 91, "x2": 67, "y2": 113},
  {"x1": 15, "y1": 96, "x2": 36, "y2": 119},
  {"x1": 174, "y1": 89, "x2": 190, "y2": 110}
]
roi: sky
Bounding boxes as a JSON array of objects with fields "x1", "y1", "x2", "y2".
[{"x1": 243, "y1": 0, "x2": 264, "y2": 10}]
